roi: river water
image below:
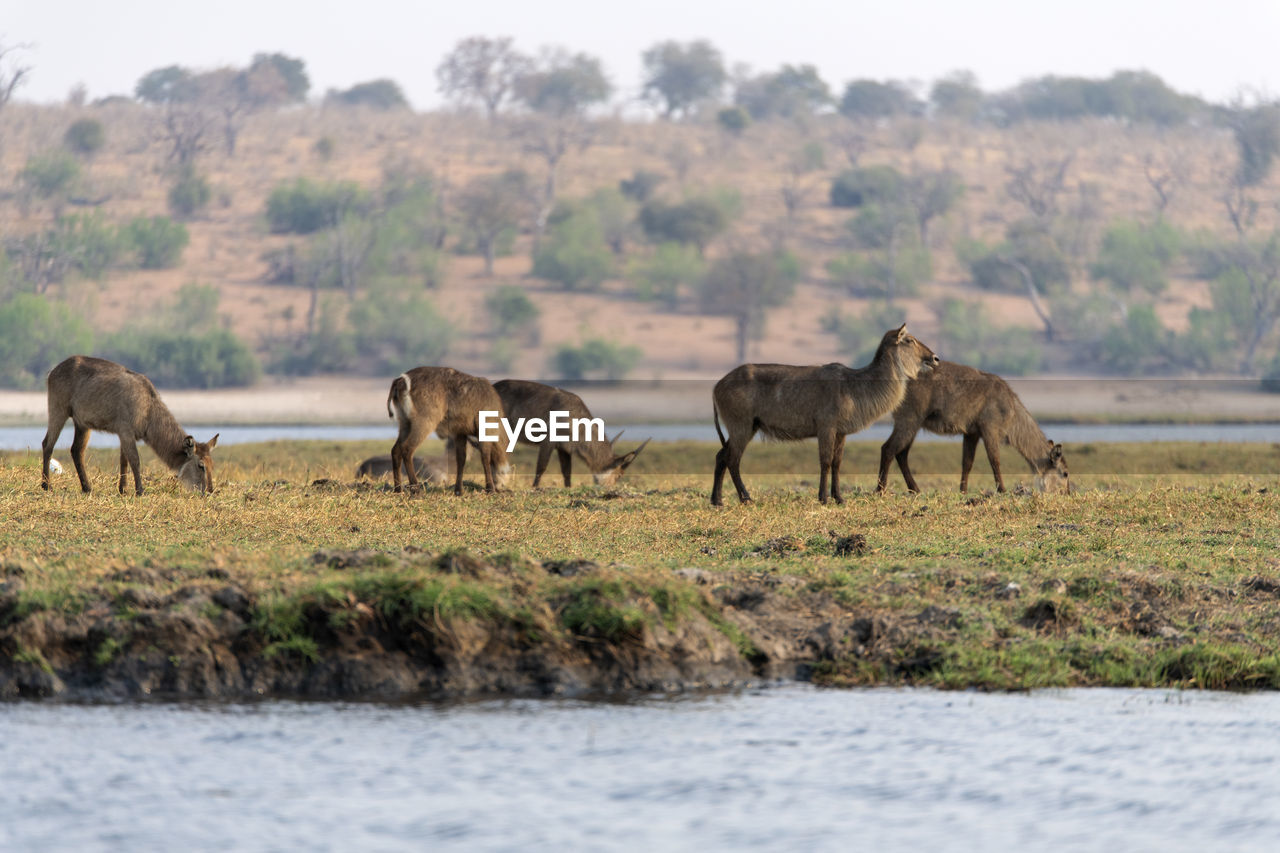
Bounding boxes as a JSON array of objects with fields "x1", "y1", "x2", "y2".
[
  {"x1": 3, "y1": 686, "x2": 1279, "y2": 851},
  {"x1": 5, "y1": 421, "x2": 1279, "y2": 451}
]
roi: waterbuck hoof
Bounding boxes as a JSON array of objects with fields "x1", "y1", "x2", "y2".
[
  {"x1": 833, "y1": 496, "x2": 845, "y2": 505},
  {"x1": 41, "y1": 481, "x2": 50, "y2": 491}
]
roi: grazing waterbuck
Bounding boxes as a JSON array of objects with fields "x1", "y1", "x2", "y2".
[
  {"x1": 876, "y1": 360, "x2": 1069, "y2": 495},
  {"x1": 41, "y1": 356, "x2": 218, "y2": 495},
  {"x1": 493, "y1": 379, "x2": 650, "y2": 487},
  {"x1": 711, "y1": 324, "x2": 939, "y2": 505},
  {"x1": 387, "y1": 366, "x2": 513, "y2": 496}
]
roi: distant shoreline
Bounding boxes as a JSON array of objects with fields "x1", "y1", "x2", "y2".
[{"x1": 1, "y1": 375, "x2": 1276, "y2": 427}]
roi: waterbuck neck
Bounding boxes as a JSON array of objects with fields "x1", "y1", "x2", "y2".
[{"x1": 140, "y1": 403, "x2": 194, "y2": 472}]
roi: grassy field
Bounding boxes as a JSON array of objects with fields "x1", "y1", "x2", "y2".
[{"x1": 3, "y1": 438, "x2": 1280, "y2": 695}]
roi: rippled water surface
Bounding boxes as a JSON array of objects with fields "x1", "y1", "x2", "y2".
[{"x1": 3, "y1": 686, "x2": 1280, "y2": 851}]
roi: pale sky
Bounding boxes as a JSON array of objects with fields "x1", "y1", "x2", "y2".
[{"x1": 7, "y1": 0, "x2": 1280, "y2": 110}]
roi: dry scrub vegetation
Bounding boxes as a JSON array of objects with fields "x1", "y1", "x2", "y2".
[
  {"x1": 2, "y1": 440, "x2": 1279, "y2": 697},
  {"x1": 3, "y1": 97, "x2": 1277, "y2": 384}
]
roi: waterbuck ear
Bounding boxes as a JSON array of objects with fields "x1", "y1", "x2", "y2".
[
  {"x1": 895, "y1": 323, "x2": 909, "y2": 342},
  {"x1": 617, "y1": 437, "x2": 651, "y2": 470},
  {"x1": 206, "y1": 433, "x2": 219, "y2": 450},
  {"x1": 1050, "y1": 443, "x2": 1064, "y2": 461},
  {"x1": 183, "y1": 435, "x2": 197, "y2": 458}
]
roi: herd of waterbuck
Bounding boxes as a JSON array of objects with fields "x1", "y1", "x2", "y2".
[{"x1": 38, "y1": 324, "x2": 1070, "y2": 503}]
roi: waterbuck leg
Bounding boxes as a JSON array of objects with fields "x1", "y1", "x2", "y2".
[
  {"x1": 830, "y1": 433, "x2": 847, "y2": 505},
  {"x1": 532, "y1": 444, "x2": 553, "y2": 488},
  {"x1": 960, "y1": 433, "x2": 979, "y2": 493},
  {"x1": 896, "y1": 441, "x2": 921, "y2": 494},
  {"x1": 557, "y1": 448, "x2": 573, "y2": 488},
  {"x1": 816, "y1": 429, "x2": 836, "y2": 504},
  {"x1": 118, "y1": 451, "x2": 128, "y2": 495},
  {"x1": 981, "y1": 429, "x2": 1006, "y2": 492},
  {"x1": 726, "y1": 438, "x2": 752, "y2": 504},
  {"x1": 453, "y1": 433, "x2": 469, "y2": 496},
  {"x1": 711, "y1": 446, "x2": 729, "y2": 506},
  {"x1": 119, "y1": 435, "x2": 144, "y2": 496},
  {"x1": 879, "y1": 425, "x2": 917, "y2": 493},
  {"x1": 70, "y1": 425, "x2": 92, "y2": 494},
  {"x1": 41, "y1": 420, "x2": 66, "y2": 491}
]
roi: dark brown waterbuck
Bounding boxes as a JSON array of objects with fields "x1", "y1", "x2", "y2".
[
  {"x1": 492, "y1": 379, "x2": 649, "y2": 487},
  {"x1": 387, "y1": 366, "x2": 513, "y2": 495},
  {"x1": 711, "y1": 324, "x2": 939, "y2": 505},
  {"x1": 876, "y1": 360, "x2": 1069, "y2": 494},
  {"x1": 41, "y1": 355, "x2": 218, "y2": 495}
]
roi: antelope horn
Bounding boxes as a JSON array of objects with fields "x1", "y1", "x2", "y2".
[{"x1": 609, "y1": 430, "x2": 625, "y2": 447}]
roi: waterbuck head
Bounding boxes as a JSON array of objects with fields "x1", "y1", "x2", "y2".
[
  {"x1": 177, "y1": 434, "x2": 218, "y2": 494},
  {"x1": 880, "y1": 324, "x2": 939, "y2": 378},
  {"x1": 1036, "y1": 441, "x2": 1070, "y2": 495},
  {"x1": 581, "y1": 433, "x2": 651, "y2": 487}
]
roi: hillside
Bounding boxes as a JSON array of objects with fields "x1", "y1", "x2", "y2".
[{"x1": 1, "y1": 101, "x2": 1275, "y2": 384}]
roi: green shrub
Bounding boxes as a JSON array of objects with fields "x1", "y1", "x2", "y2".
[
  {"x1": 829, "y1": 165, "x2": 905, "y2": 208},
  {"x1": 347, "y1": 288, "x2": 453, "y2": 373},
  {"x1": 55, "y1": 213, "x2": 125, "y2": 279},
  {"x1": 265, "y1": 179, "x2": 368, "y2": 235},
  {"x1": 716, "y1": 106, "x2": 750, "y2": 135},
  {"x1": 20, "y1": 151, "x2": 80, "y2": 198},
  {"x1": 267, "y1": 299, "x2": 357, "y2": 376},
  {"x1": 327, "y1": 79, "x2": 409, "y2": 110},
  {"x1": 1262, "y1": 351, "x2": 1280, "y2": 392},
  {"x1": 484, "y1": 286, "x2": 540, "y2": 336},
  {"x1": 638, "y1": 197, "x2": 728, "y2": 252},
  {"x1": 619, "y1": 170, "x2": 664, "y2": 203},
  {"x1": 628, "y1": 242, "x2": 704, "y2": 307},
  {"x1": 936, "y1": 298, "x2": 1043, "y2": 375},
  {"x1": 1091, "y1": 219, "x2": 1180, "y2": 294},
  {"x1": 552, "y1": 338, "x2": 642, "y2": 381},
  {"x1": 0, "y1": 294, "x2": 94, "y2": 389},
  {"x1": 825, "y1": 245, "x2": 931, "y2": 299},
  {"x1": 64, "y1": 118, "x2": 105, "y2": 157},
  {"x1": 1098, "y1": 304, "x2": 1168, "y2": 374},
  {"x1": 99, "y1": 328, "x2": 260, "y2": 388},
  {"x1": 167, "y1": 167, "x2": 212, "y2": 219},
  {"x1": 962, "y1": 223, "x2": 1071, "y2": 295},
  {"x1": 532, "y1": 214, "x2": 613, "y2": 291},
  {"x1": 125, "y1": 216, "x2": 189, "y2": 269},
  {"x1": 821, "y1": 302, "x2": 908, "y2": 365}
]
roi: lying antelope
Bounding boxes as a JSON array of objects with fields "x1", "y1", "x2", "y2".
[
  {"x1": 41, "y1": 355, "x2": 217, "y2": 495},
  {"x1": 355, "y1": 454, "x2": 451, "y2": 484},
  {"x1": 712, "y1": 324, "x2": 939, "y2": 505},
  {"x1": 387, "y1": 366, "x2": 513, "y2": 495},
  {"x1": 492, "y1": 379, "x2": 649, "y2": 487},
  {"x1": 877, "y1": 360, "x2": 1069, "y2": 494}
]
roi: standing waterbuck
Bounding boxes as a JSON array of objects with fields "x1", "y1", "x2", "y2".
[
  {"x1": 493, "y1": 379, "x2": 649, "y2": 487},
  {"x1": 711, "y1": 324, "x2": 939, "y2": 505},
  {"x1": 387, "y1": 366, "x2": 513, "y2": 496},
  {"x1": 877, "y1": 360, "x2": 1069, "y2": 495},
  {"x1": 41, "y1": 356, "x2": 218, "y2": 495}
]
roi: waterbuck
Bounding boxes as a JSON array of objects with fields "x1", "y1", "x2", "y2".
[
  {"x1": 492, "y1": 379, "x2": 650, "y2": 487},
  {"x1": 876, "y1": 360, "x2": 1069, "y2": 495},
  {"x1": 41, "y1": 356, "x2": 218, "y2": 496},
  {"x1": 387, "y1": 366, "x2": 513, "y2": 496},
  {"x1": 355, "y1": 454, "x2": 450, "y2": 484},
  {"x1": 711, "y1": 324, "x2": 939, "y2": 506}
]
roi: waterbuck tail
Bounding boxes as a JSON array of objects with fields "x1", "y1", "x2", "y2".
[
  {"x1": 713, "y1": 403, "x2": 727, "y2": 447},
  {"x1": 387, "y1": 373, "x2": 412, "y2": 421}
]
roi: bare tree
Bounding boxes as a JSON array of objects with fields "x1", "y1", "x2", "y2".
[
  {"x1": 1142, "y1": 149, "x2": 1188, "y2": 219},
  {"x1": 0, "y1": 38, "x2": 30, "y2": 113},
  {"x1": 436, "y1": 36, "x2": 530, "y2": 120},
  {"x1": 456, "y1": 170, "x2": 530, "y2": 274},
  {"x1": 1004, "y1": 155, "x2": 1073, "y2": 222}
]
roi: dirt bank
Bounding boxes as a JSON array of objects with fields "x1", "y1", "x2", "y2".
[{"x1": 5, "y1": 546, "x2": 1280, "y2": 701}]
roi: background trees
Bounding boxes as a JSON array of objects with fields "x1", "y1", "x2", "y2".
[
  {"x1": 436, "y1": 36, "x2": 530, "y2": 119},
  {"x1": 640, "y1": 40, "x2": 726, "y2": 119}
]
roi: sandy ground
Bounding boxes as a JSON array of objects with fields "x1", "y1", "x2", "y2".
[{"x1": 2, "y1": 374, "x2": 1277, "y2": 427}]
